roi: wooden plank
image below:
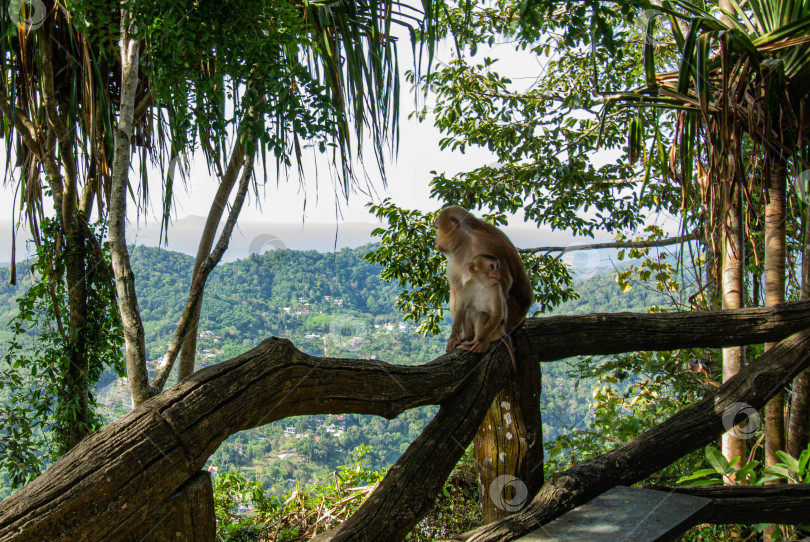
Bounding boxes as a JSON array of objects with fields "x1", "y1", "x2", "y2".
[{"x1": 517, "y1": 486, "x2": 711, "y2": 542}]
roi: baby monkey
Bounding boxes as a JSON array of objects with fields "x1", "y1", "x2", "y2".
[{"x1": 450, "y1": 253, "x2": 508, "y2": 354}]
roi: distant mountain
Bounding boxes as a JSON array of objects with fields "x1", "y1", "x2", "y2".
[
  {"x1": 0, "y1": 215, "x2": 620, "y2": 265},
  {"x1": 128, "y1": 216, "x2": 386, "y2": 259}
]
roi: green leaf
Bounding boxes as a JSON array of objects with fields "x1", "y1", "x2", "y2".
[
  {"x1": 798, "y1": 448, "x2": 810, "y2": 475},
  {"x1": 705, "y1": 446, "x2": 730, "y2": 474},
  {"x1": 677, "y1": 468, "x2": 718, "y2": 482},
  {"x1": 644, "y1": 17, "x2": 657, "y2": 88},
  {"x1": 774, "y1": 450, "x2": 800, "y2": 473},
  {"x1": 762, "y1": 465, "x2": 794, "y2": 480},
  {"x1": 677, "y1": 20, "x2": 701, "y2": 95}
]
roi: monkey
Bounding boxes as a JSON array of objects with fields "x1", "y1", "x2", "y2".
[
  {"x1": 451, "y1": 254, "x2": 507, "y2": 353},
  {"x1": 435, "y1": 206, "x2": 533, "y2": 352}
]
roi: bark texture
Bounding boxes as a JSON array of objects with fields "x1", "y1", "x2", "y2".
[
  {"x1": 646, "y1": 485, "x2": 810, "y2": 525},
  {"x1": 129, "y1": 471, "x2": 215, "y2": 542},
  {"x1": 788, "y1": 368, "x2": 810, "y2": 457},
  {"x1": 519, "y1": 301, "x2": 810, "y2": 361},
  {"x1": 787, "y1": 199, "x2": 810, "y2": 457},
  {"x1": 764, "y1": 157, "x2": 787, "y2": 474},
  {"x1": 473, "y1": 336, "x2": 543, "y2": 524},
  {"x1": 109, "y1": 9, "x2": 149, "y2": 405},
  {"x1": 721, "y1": 186, "x2": 747, "y2": 474}
]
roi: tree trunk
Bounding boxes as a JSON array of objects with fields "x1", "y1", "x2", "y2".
[
  {"x1": 61, "y1": 226, "x2": 90, "y2": 449},
  {"x1": 788, "y1": 369, "x2": 810, "y2": 457},
  {"x1": 2, "y1": 305, "x2": 809, "y2": 541},
  {"x1": 787, "y1": 199, "x2": 810, "y2": 457},
  {"x1": 721, "y1": 186, "x2": 746, "y2": 477},
  {"x1": 717, "y1": 2, "x2": 747, "y2": 474},
  {"x1": 39, "y1": 23, "x2": 91, "y2": 449},
  {"x1": 109, "y1": 8, "x2": 150, "y2": 404},
  {"x1": 473, "y1": 338, "x2": 543, "y2": 523},
  {"x1": 764, "y1": 157, "x2": 787, "y2": 470},
  {"x1": 150, "y1": 151, "x2": 255, "y2": 391},
  {"x1": 177, "y1": 138, "x2": 247, "y2": 381}
]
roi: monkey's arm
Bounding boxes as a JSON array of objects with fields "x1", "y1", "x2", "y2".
[{"x1": 447, "y1": 289, "x2": 467, "y2": 352}]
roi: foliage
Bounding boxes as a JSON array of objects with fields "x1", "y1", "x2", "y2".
[
  {"x1": 212, "y1": 446, "x2": 384, "y2": 541},
  {"x1": 544, "y1": 243, "x2": 723, "y2": 489},
  {"x1": 212, "y1": 444, "x2": 481, "y2": 541},
  {"x1": 0, "y1": 218, "x2": 124, "y2": 488},
  {"x1": 614, "y1": 0, "x2": 810, "y2": 249},
  {"x1": 407, "y1": 446, "x2": 481, "y2": 541},
  {"x1": 364, "y1": 0, "x2": 688, "y2": 333},
  {"x1": 364, "y1": 200, "x2": 578, "y2": 335},
  {"x1": 679, "y1": 443, "x2": 810, "y2": 486},
  {"x1": 678, "y1": 444, "x2": 810, "y2": 540},
  {"x1": 130, "y1": 0, "x2": 349, "y2": 221},
  {"x1": 678, "y1": 446, "x2": 762, "y2": 486}
]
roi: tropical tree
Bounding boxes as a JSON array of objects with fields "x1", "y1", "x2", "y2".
[
  {"x1": 616, "y1": 0, "x2": 810, "y2": 477},
  {"x1": 0, "y1": 0, "x2": 127, "y2": 458},
  {"x1": 0, "y1": 0, "x2": 436, "y2": 480}
]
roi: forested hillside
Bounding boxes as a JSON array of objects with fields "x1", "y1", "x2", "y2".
[{"x1": 0, "y1": 244, "x2": 663, "y2": 497}]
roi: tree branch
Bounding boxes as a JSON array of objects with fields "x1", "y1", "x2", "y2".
[
  {"x1": 152, "y1": 149, "x2": 255, "y2": 391},
  {"x1": 521, "y1": 300, "x2": 810, "y2": 362},
  {"x1": 133, "y1": 93, "x2": 152, "y2": 125},
  {"x1": 312, "y1": 345, "x2": 513, "y2": 541},
  {"x1": 0, "y1": 91, "x2": 64, "y2": 203},
  {"x1": 0, "y1": 339, "x2": 482, "y2": 540},
  {"x1": 520, "y1": 230, "x2": 699, "y2": 255},
  {"x1": 3, "y1": 302, "x2": 810, "y2": 540},
  {"x1": 645, "y1": 485, "x2": 810, "y2": 525},
  {"x1": 176, "y1": 132, "x2": 250, "y2": 381}
]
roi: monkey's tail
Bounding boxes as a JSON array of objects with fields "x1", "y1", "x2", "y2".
[
  {"x1": 500, "y1": 317, "x2": 525, "y2": 373},
  {"x1": 499, "y1": 336, "x2": 518, "y2": 372}
]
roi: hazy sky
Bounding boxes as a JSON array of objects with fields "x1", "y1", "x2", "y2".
[{"x1": 0, "y1": 33, "x2": 672, "y2": 264}]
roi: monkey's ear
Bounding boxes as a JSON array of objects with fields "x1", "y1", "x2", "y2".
[{"x1": 467, "y1": 261, "x2": 477, "y2": 273}]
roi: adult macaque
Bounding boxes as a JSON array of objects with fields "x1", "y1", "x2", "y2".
[
  {"x1": 435, "y1": 205, "x2": 533, "y2": 352},
  {"x1": 450, "y1": 254, "x2": 507, "y2": 353}
]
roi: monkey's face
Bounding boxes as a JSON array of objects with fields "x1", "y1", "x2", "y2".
[
  {"x1": 484, "y1": 261, "x2": 500, "y2": 283},
  {"x1": 434, "y1": 216, "x2": 460, "y2": 254}
]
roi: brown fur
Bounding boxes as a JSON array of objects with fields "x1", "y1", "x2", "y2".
[
  {"x1": 451, "y1": 254, "x2": 507, "y2": 353},
  {"x1": 435, "y1": 206, "x2": 533, "y2": 352}
]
